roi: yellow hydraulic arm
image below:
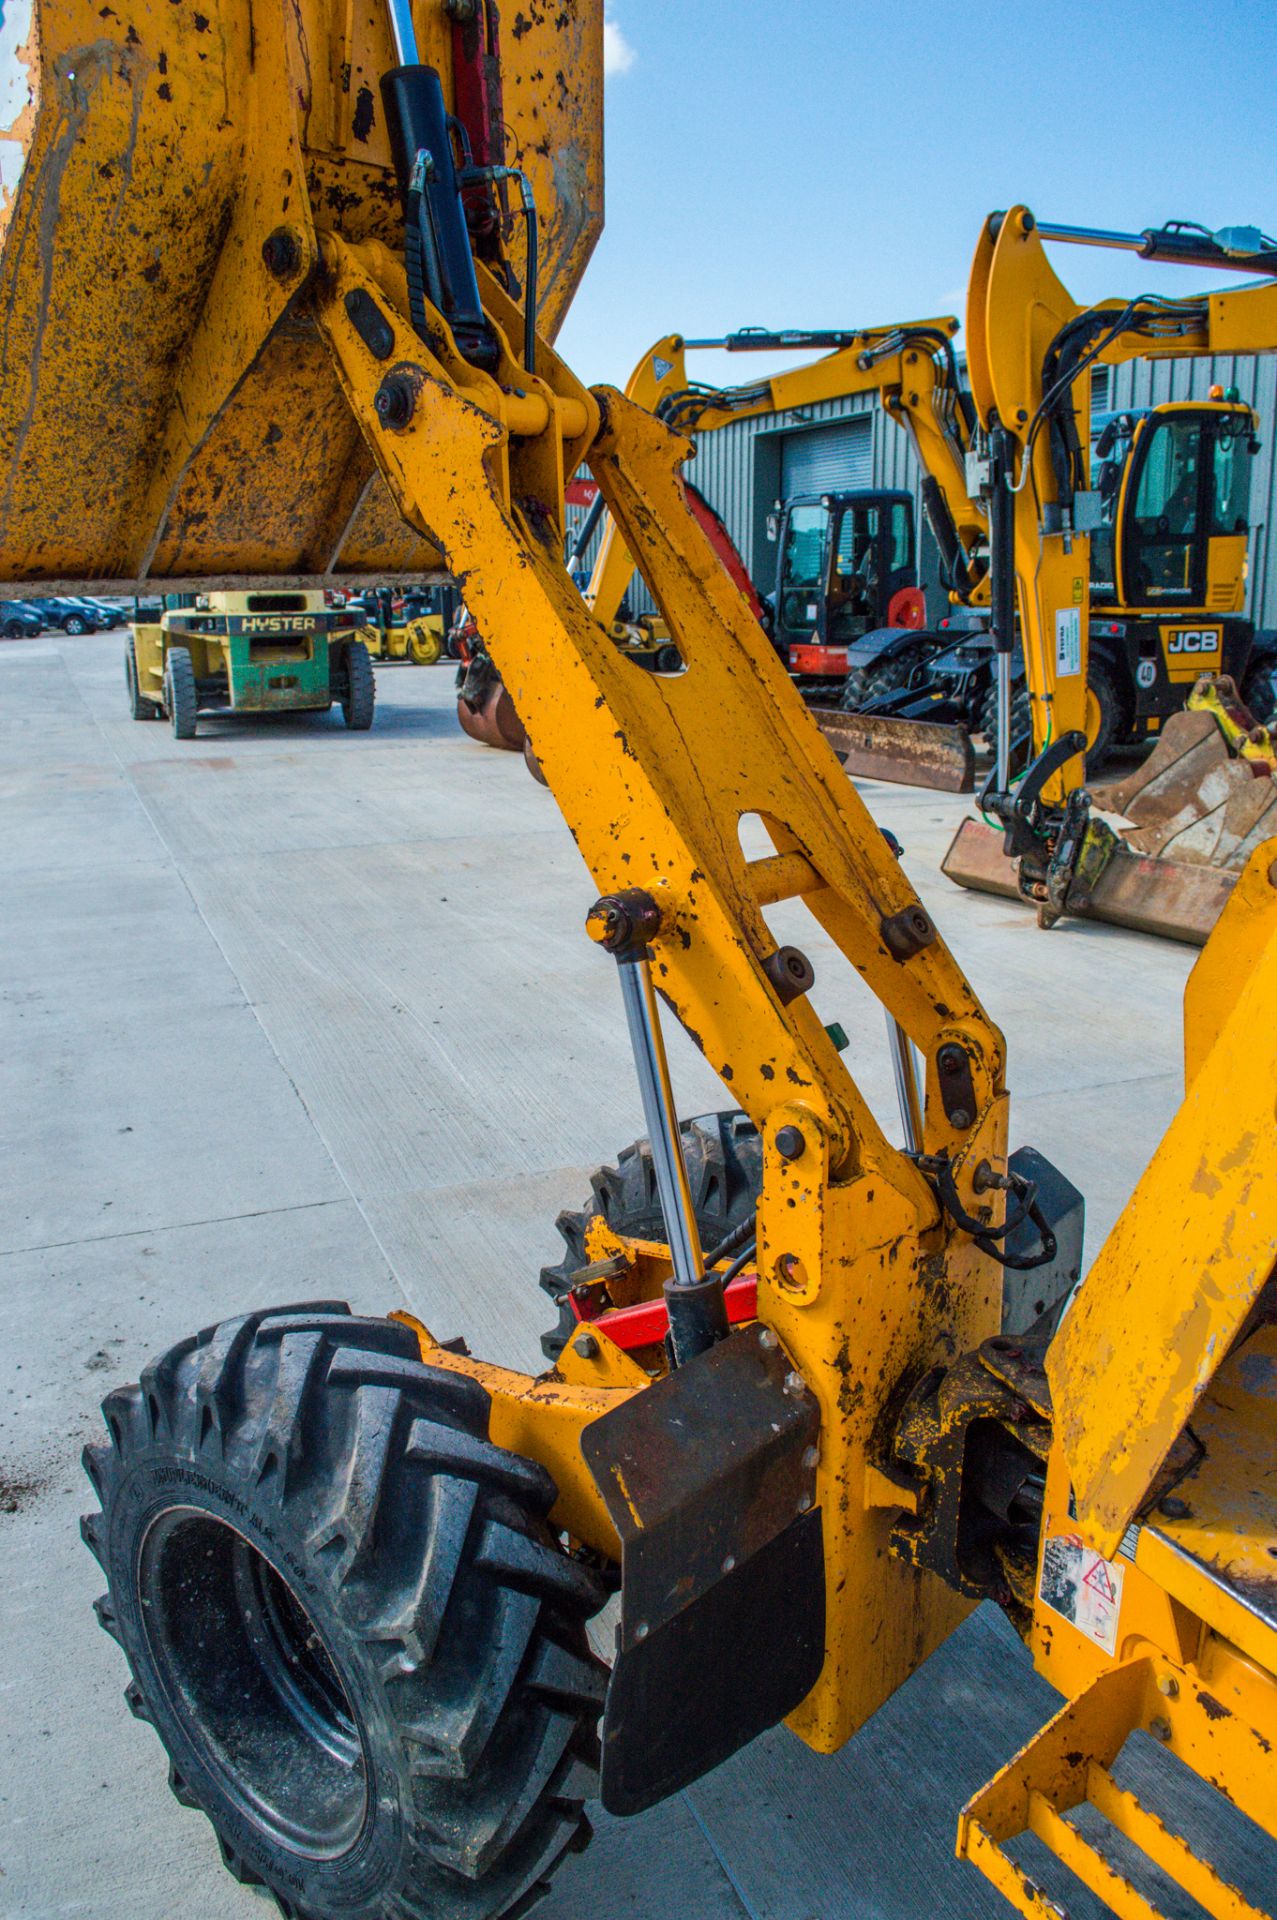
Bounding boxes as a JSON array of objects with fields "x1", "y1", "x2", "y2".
[
  {"x1": 6, "y1": 13, "x2": 1277, "y2": 1920},
  {"x1": 584, "y1": 320, "x2": 986, "y2": 631},
  {"x1": 967, "y1": 208, "x2": 1277, "y2": 802}
]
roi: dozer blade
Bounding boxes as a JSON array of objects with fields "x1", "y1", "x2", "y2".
[
  {"x1": 942, "y1": 817, "x2": 1237, "y2": 945},
  {"x1": 812, "y1": 708, "x2": 974, "y2": 793}
]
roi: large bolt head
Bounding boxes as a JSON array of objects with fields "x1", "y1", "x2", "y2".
[{"x1": 374, "y1": 377, "x2": 416, "y2": 430}]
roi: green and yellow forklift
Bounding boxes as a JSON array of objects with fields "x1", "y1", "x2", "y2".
[{"x1": 126, "y1": 590, "x2": 375, "y2": 737}]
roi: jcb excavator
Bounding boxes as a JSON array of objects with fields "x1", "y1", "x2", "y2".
[
  {"x1": 4, "y1": 9, "x2": 1276, "y2": 1920},
  {"x1": 463, "y1": 320, "x2": 966, "y2": 768},
  {"x1": 592, "y1": 320, "x2": 1277, "y2": 830},
  {"x1": 944, "y1": 211, "x2": 1277, "y2": 942}
]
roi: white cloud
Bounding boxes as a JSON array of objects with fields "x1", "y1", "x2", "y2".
[{"x1": 603, "y1": 16, "x2": 636, "y2": 77}]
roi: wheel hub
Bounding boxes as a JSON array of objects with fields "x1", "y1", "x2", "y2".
[{"x1": 139, "y1": 1509, "x2": 368, "y2": 1861}]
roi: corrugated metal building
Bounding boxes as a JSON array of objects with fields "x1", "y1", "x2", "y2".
[{"x1": 569, "y1": 352, "x2": 1277, "y2": 629}]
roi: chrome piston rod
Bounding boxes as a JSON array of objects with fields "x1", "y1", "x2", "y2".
[
  {"x1": 616, "y1": 959, "x2": 705, "y2": 1291},
  {"x1": 385, "y1": 0, "x2": 419, "y2": 64},
  {"x1": 885, "y1": 1015, "x2": 924, "y2": 1154}
]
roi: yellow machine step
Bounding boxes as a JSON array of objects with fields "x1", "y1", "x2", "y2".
[
  {"x1": 961, "y1": 1324, "x2": 1277, "y2": 1918},
  {"x1": 961, "y1": 1651, "x2": 1277, "y2": 1919}
]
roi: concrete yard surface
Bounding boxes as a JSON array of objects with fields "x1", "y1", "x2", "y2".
[{"x1": 0, "y1": 634, "x2": 1256, "y2": 1919}]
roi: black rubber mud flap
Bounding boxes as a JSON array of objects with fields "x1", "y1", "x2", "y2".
[{"x1": 582, "y1": 1323, "x2": 825, "y2": 1815}]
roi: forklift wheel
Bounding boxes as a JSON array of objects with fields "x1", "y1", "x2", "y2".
[
  {"x1": 125, "y1": 639, "x2": 160, "y2": 721},
  {"x1": 83, "y1": 1303, "x2": 609, "y2": 1920},
  {"x1": 164, "y1": 646, "x2": 198, "y2": 739},
  {"x1": 539, "y1": 1111, "x2": 762, "y2": 1360},
  {"x1": 341, "y1": 639, "x2": 375, "y2": 730}
]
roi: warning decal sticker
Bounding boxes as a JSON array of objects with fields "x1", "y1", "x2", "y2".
[{"x1": 1038, "y1": 1533, "x2": 1125, "y2": 1655}]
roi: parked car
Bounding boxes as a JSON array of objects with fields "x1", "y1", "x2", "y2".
[
  {"x1": 31, "y1": 597, "x2": 99, "y2": 634},
  {"x1": 0, "y1": 601, "x2": 43, "y2": 639},
  {"x1": 84, "y1": 598, "x2": 127, "y2": 630}
]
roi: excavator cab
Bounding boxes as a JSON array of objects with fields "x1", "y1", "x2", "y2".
[
  {"x1": 773, "y1": 489, "x2": 920, "y2": 690},
  {"x1": 1111, "y1": 400, "x2": 1255, "y2": 614}
]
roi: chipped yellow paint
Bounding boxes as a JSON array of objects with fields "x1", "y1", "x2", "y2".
[
  {"x1": 1046, "y1": 845, "x2": 1277, "y2": 1555},
  {"x1": 1184, "y1": 844, "x2": 1277, "y2": 1086},
  {"x1": 0, "y1": 0, "x2": 602, "y2": 591},
  {"x1": 318, "y1": 228, "x2": 1009, "y2": 1741},
  {"x1": 962, "y1": 1645, "x2": 1277, "y2": 1919}
]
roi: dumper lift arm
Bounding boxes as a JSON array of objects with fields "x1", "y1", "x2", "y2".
[
  {"x1": 10, "y1": 12, "x2": 1277, "y2": 1916},
  {"x1": 2, "y1": 0, "x2": 1011, "y2": 1760}
]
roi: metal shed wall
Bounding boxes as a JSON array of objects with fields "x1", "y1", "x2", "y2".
[{"x1": 569, "y1": 347, "x2": 1277, "y2": 632}]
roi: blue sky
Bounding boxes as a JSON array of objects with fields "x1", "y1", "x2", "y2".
[{"x1": 558, "y1": 0, "x2": 1277, "y2": 389}]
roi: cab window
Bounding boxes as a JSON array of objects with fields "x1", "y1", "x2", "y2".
[
  {"x1": 1211, "y1": 417, "x2": 1253, "y2": 535},
  {"x1": 834, "y1": 505, "x2": 879, "y2": 589},
  {"x1": 1126, "y1": 415, "x2": 1203, "y2": 604},
  {"x1": 889, "y1": 502, "x2": 911, "y2": 572},
  {"x1": 778, "y1": 504, "x2": 830, "y2": 638},
  {"x1": 782, "y1": 505, "x2": 829, "y2": 592}
]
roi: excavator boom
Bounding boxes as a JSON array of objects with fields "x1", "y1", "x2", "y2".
[{"x1": 947, "y1": 207, "x2": 1277, "y2": 941}]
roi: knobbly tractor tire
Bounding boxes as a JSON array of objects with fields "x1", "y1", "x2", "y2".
[
  {"x1": 977, "y1": 681, "x2": 1032, "y2": 772},
  {"x1": 839, "y1": 644, "x2": 926, "y2": 713},
  {"x1": 125, "y1": 638, "x2": 159, "y2": 721},
  {"x1": 539, "y1": 1111, "x2": 762, "y2": 1361},
  {"x1": 341, "y1": 639, "x2": 376, "y2": 730},
  {"x1": 82, "y1": 1303, "x2": 609, "y2": 1920},
  {"x1": 164, "y1": 645, "x2": 198, "y2": 738}
]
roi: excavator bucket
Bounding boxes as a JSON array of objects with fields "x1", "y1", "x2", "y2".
[
  {"x1": 943, "y1": 678, "x2": 1277, "y2": 944},
  {"x1": 812, "y1": 709, "x2": 974, "y2": 794},
  {"x1": 0, "y1": 1, "x2": 603, "y2": 594},
  {"x1": 1091, "y1": 709, "x2": 1277, "y2": 869}
]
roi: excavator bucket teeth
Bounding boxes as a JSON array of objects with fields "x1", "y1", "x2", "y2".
[
  {"x1": 812, "y1": 708, "x2": 974, "y2": 793},
  {"x1": 942, "y1": 817, "x2": 1237, "y2": 945},
  {"x1": 1090, "y1": 710, "x2": 1277, "y2": 872}
]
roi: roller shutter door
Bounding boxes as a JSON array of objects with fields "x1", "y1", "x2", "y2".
[{"x1": 780, "y1": 417, "x2": 872, "y2": 496}]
